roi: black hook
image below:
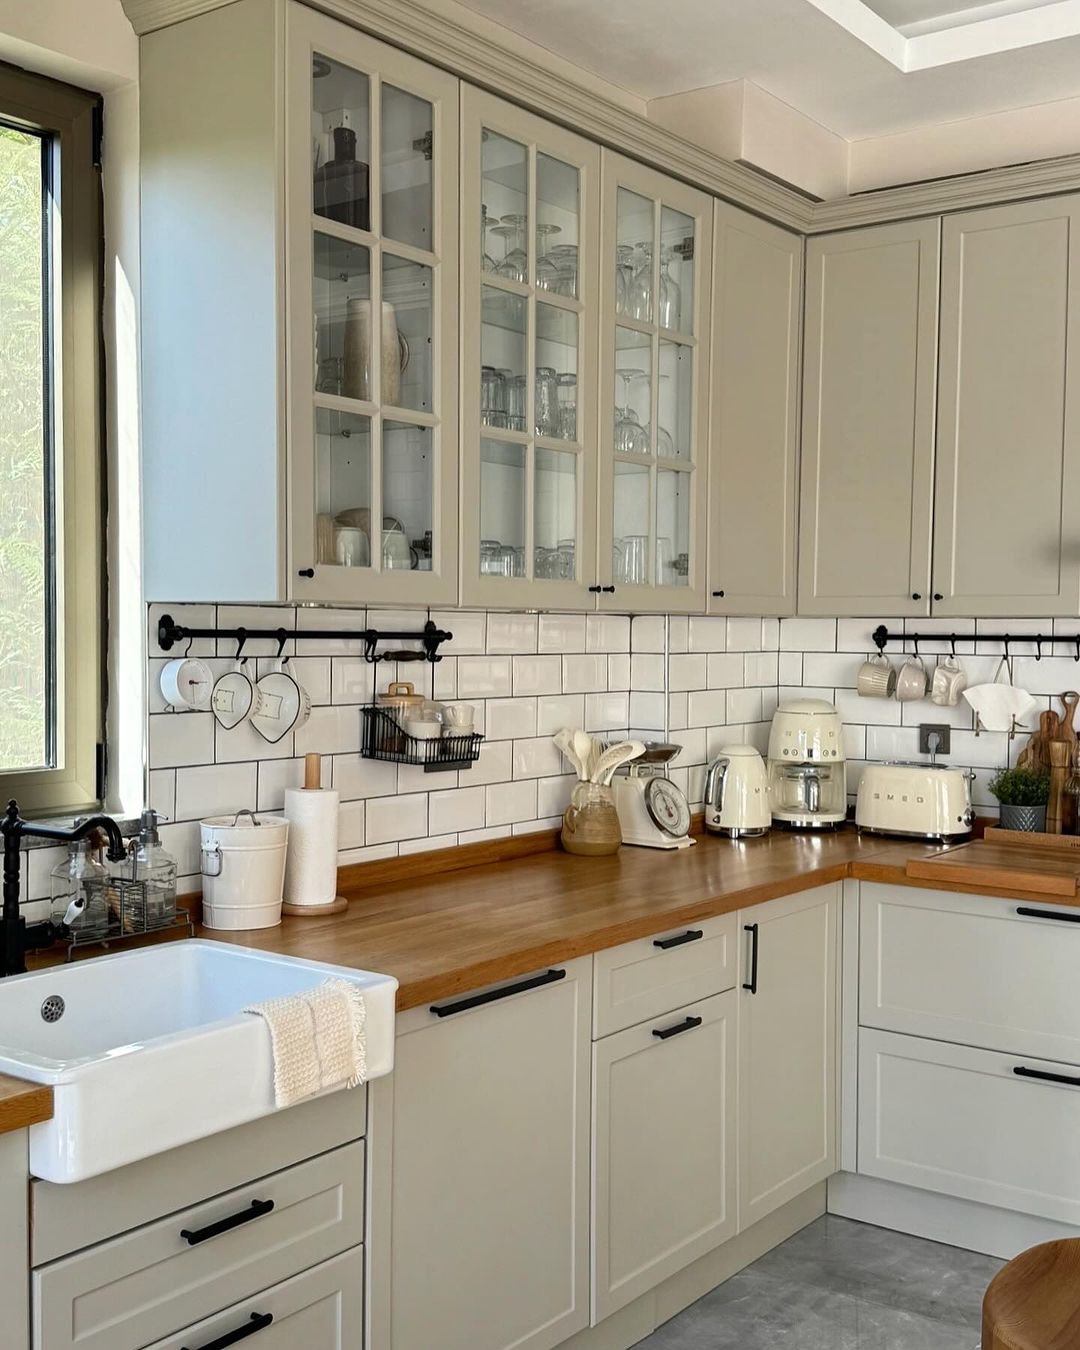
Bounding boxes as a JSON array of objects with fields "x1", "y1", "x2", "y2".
[
  {"x1": 1036, "y1": 637, "x2": 1043, "y2": 662},
  {"x1": 274, "y1": 629, "x2": 287, "y2": 661},
  {"x1": 912, "y1": 636, "x2": 919, "y2": 659},
  {"x1": 871, "y1": 625, "x2": 889, "y2": 654},
  {"x1": 183, "y1": 633, "x2": 194, "y2": 658},
  {"x1": 363, "y1": 631, "x2": 380, "y2": 665},
  {"x1": 950, "y1": 636, "x2": 957, "y2": 659},
  {"x1": 1074, "y1": 637, "x2": 1079, "y2": 663},
  {"x1": 235, "y1": 629, "x2": 247, "y2": 663}
]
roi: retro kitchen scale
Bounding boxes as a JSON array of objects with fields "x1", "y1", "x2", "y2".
[{"x1": 611, "y1": 743, "x2": 695, "y2": 849}]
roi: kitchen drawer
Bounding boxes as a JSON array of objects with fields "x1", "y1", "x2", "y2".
[
  {"x1": 33, "y1": 1140, "x2": 364, "y2": 1350},
  {"x1": 142, "y1": 1246, "x2": 363, "y2": 1350},
  {"x1": 593, "y1": 913, "x2": 737, "y2": 1039},
  {"x1": 860, "y1": 883, "x2": 1080, "y2": 1064},
  {"x1": 859, "y1": 1028, "x2": 1080, "y2": 1226}
]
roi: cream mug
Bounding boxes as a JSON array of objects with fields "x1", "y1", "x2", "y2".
[
  {"x1": 856, "y1": 654, "x2": 896, "y2": 699},
  {"x1": 895, "y1": 654, "x2": 929, "y2": 702},
  {"x1": 443, "y1": 703, "x2": 475, "y2": 736},
  {"x1": 931, "y1": 655, "x2": 967, "y2": 707}
]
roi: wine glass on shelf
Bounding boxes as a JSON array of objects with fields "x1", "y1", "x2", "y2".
[
  {"x1": 495, "y1": 214, "x2": 528, "y2": 283},
  {"x1": 615, "y1": 244, "x2": 635, "y2": 315},
  {"x1": 550, "y1": 244, "x2": 579, "y2": 299},
  {"x1": 657, "y1": 246, "x2": 682, "y2": 330},
  {"x1": 614, "y1": 368, "x2": 649, "y2": 455},
  {"x1": 481, "y1": 204, "x2": 499, "y2": 273},
  {"x1": 628, "y1": 243, "x2": 652, "y2": 322},
  {"x1": 535, "y1": 222, "x2": 563, "y2": 291}
]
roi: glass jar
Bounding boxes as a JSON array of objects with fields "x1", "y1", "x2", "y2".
[
  {"x1": 126, "y1": 809, "x2": 178, "y2": 929},
  {"x1": 556, "y1": 373, "x2": 577, "y2": 441},
  {"x1": 50, "y1": 827, "x2": 110, "y2": 941},
  {"x1": 561, "y1": 781, "x2": 621, "y2": 856},
  {"x1": 535, "y1": 366, "x2": 559, "y2": 437}
]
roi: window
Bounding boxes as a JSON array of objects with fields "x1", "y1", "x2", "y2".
[{"x1": 0, "y1": 64, "x2": 103, "y2": 815}]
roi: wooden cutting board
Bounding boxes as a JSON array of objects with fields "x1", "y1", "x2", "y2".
[{"x1": 905, "y1": 839, "x2": 1080, "y2": 897}]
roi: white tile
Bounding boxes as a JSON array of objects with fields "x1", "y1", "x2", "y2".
[
  {"x1": 761, "y1": 688, "x2": 779, "y2": 720},
  {"x1": 339, "y1": 842, "x2": 398, "y2": 867},
  {"x1": 538, "y1": 613, "x2": 586, "y2": 654},
  {"x1": 706, "y1": 653, "x2": 744, "y2": 689},
  {"x1": 458, "y1": 825, "x2": 512, "y2": 846},
  {"x1": 429, "y1": 786, "x2": 485, "y2": 835},
  {"x1": 865, "y1": 725, "x2": 922, "y2": 762},
  {"x1": 216, "y1": 717, "x2": 293, "y2": 764},
  {"x1": 629, "y1": 691, "x2": 666, "y2": 730},
  {"x1": 727, "y1": 688, "x2": 762, "y2": 724},
  {"x1": 538, "y1": 774, "x2": 576, "y2": 819},
  {"x1": 668, "y1": 691, "x2": 688, "y2": 731},
  {"x1": 467, "y1": 740, "x2": 514, "y2": 786},
  {"x1": 668, "y1": 617, "x2": 689, "y2": 653},
  {"x1": 485, "y1": 613, "x2": 538, "y2": 655},
  {"x1": 1012, "y1": 656, "x2": 1080, "y2": 697},
  {"x1": 631, "y1": 652, "x2": 666, "y2": 692},
  {"x1": 744, "y1": 652, "x2": 779, "y2": 687},
  {"x1": 727, "y1": 618, "x2": 763, "y2": 652},
  {"x1": 514, "y1": 816, "x2": 560, "y2": 835},
  {"x1": 563, "y1": 653, "x2": 609, "y2": 693},
  {"x1": 398, "y1": 763, "x2": 459, "y2": 795},
  {"x1": 685, "y1": 762, "x2": 707, "y2": 809},
  {"x1": 148, "y1": 769, "x2": 176, "y2": 823},
  {"x1": 513, "y1": 737, "x2": 564, "y2": 779},
  {"x1": 26, "y1": 845, "x2": 67, "y2": 903},
  {"x1": 687, "y1": 616, "x2": 727, "y2": 653},
  {"x1": 400, "y1": 834, "x2": 459, "y2": 856},
  {"x1": 486, "y1": 697, "x2": 538, "y2": 741},
  {"x1": 295, "y1": 704, "x2": 361, "y2": 756},
  {"x1": 842, "y1": 724, "x2": 866, "y2": 760},
  {"x1": 148, "y1": 604, "x2": 217, "y2": 658},
  {"x1": 338, "y1": 799, "x2": 367, "y2": 850},
  {"x1": 899, "y1": 697, "x2": 975, "y2": 731},
  {"x1": 512, "y1": 655, "x2": 562, "y2": 696},
  {"x1": 217, "y1": 605, "x2": 296, "y2": 657},
  {"x1": 608, "y1": 653, "x2": 631, "y2": 690},
  {"x1": 832, "y1": 688, "x2": 903, "y2": 727},
  {"x1": 802, "y1": 652, "x2": 860, "y2": 689},
  {"x1": 780, "y1": 618, "x2": 837, "y2": 652},
  {"x1": 295, "y1": 606, "x2": 368, "y2": 655},
  {"x1": 175, "y1": 762, "x2": 258, "y2": 821},
  {"x1": 631, "y1": 615, "x2": 666, "y2": 653},
  {"x1": 668, "y1": 653, "x2": 707, "y2": 692},
  {"x1": 586, "y1": 614, "x2": 630, "y2": 653},
  {"x1": 332, "y1": 658, "x2": 375, "y2": 705},
  {"x1": 949, "y1": 728, "x2": 1014, "y2": 770},
  {"x1": 270, "y1": 657, "x2": 330, "y2": 706},
  {"x1": 485, "y1": 779, "x2": 537, "y2": 827},
  {"x1": 778, "y1": 652, "x2": 803, "y2": 686},
  {"x1": 686, "y1": 689, "x2": 727, "y2": 727},
  {"x1": 433, "y1": 657, "x2": 457, "y2": 701},
  {"x1": 457, "y1": 656, "x2": 513, "y2": 698},
  {"x1": 585, "y1": 691, "x2": 629, "y2": 732},
  {"x1": 779, "y1": 686, "x2": 833, "y2": 705},
  {"x1": 536, "y1": 693, "x2": 586, "y2": 736},
  {"x1": 332, "y1": 755, "x2": 398, "y2": 800},
  {"x1": 762, "y1": 619, "x2": 780, "y2": 651},
  {"x1": 438, "y1": 609, "x2": 486, "y2": 655},
  {"x1": 366, "y1": 792, "x2": 428, "y2": 845},
  {"x1": 148, "y1": 712, "x2": 215, "y2": 770},
  {"x1": 668, "y1": 727, "x2": 707, "y2": 765}
]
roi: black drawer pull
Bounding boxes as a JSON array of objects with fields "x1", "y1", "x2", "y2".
[
  {"x1": 297, "y1": 567, "x2": 315, "y2": 578},
  {"x1": 1013, "y1": 1066, "x2": 1080, "y2": 1088},
  {"x1": 180, "y1": 1199, "x2": 274, "y2": 1246},
  {"x1": 653, "y1": 929, "x2": 704, "y2": 950},
  {"x1": 431, "y1": 968, "x2": 566, "y2": 1017},
  {"x1": 182, "y1": 1312, "x2": 273, "y2": 1350},
  {"x1": 1016, "y1": 906, "x2": 1080, "y2": 925},
  {"x1": 652, "y1": 1015, "x2": 703, "y2": 1041},
  {"x1": 743, "y1": 922, "x2": 759, "y2": 994}
]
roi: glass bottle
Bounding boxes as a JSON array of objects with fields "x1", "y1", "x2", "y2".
[
  {"x1": 50, "y1": 825, "x2": 110, "y2": 941},
  {"x1": 314, "y1": 125, "x2": 370, "y2": 231},
  {"x1": 126, "y1": 809, "x2": 178, "y2": 930}
]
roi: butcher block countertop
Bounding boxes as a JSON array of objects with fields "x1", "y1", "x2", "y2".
[{"x1": 0, "y1": 1075, "x2": 52, "y2": 1136}]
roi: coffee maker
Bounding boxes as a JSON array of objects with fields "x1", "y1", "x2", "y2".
[{"x1": 767, "y1": 699, "x2": 847, "y2": 829}]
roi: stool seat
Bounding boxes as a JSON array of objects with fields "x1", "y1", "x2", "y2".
[{"x1": 983, "y1": 1239, "x2": 1080, "y2": 1350}]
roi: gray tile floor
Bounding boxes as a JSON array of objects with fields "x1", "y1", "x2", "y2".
[{"x1": 633, "y1": 1215, "x2": 1002, "y2": 1349}]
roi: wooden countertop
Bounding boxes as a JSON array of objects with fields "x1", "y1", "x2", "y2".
[{"x1": 0, "y1": 1075, "x2": 52, "y2": 1136}]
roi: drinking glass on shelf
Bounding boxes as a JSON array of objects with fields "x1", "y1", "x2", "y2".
[
  {"x1": 557, "y1": 538, "x2": 576, "y2": 579},
  {"x1": 628, "y1": 243, "x2": 652, "y2": 322},
  {"x1": 557, "y1": 373, "x2": 577, "y2": 440},
  {"x1": 657, "y1": 247, "x2": 682, "y2": 330},
  {"x1": 615, "y1": 244, "x2": 635, "y2": 316},
  {"x1": 535, "y1": 223, "x2": 563, "y2": 291},
  {"x1": 496, "y1": 214, "x2": 528, "y2": 282},
  {"x1": 480, "y1": 539, "x2": 503, "y2": 575},
  {"x1": 535, "y1": 547, "x2": 557, "y2": 579},
  {"x1": 621, "y1": 535, "x2": 649, "y2": 585},
  {"x1": 507, "y1": 374, "x2": 527, "y2": 432},
  {"x1": 535, "y1": 366, "x2": 560, "y2": 437},
  {"x1": 614, "y1": 368, "x2": 649, "y2": 455},
  {"x1": 550, "y1": 244, "x2": 579, "y2": 299},
  {"x1": 481, "y1": 204, "x2": 498, "y2": 273},
  {"x1": 481, "y1": 365, "x2": 507, "y2": 428}
]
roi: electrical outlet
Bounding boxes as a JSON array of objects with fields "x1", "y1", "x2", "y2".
[{"x1": 919, "y1": 723, "x2": 951, "y2": 756}]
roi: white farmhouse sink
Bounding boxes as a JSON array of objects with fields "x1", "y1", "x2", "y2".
[{"x1": 0, "y1": 940, "x2": 397, "y2": 1183}]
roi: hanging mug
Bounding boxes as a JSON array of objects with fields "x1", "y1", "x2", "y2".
[
  {"x1": 931, "y1": 655, "x2": 967, "y2": 707},
  {"x1": 211, "y1": 660, "x2": 258, "y2": 730}
]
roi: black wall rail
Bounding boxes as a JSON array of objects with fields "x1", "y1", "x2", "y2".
[
  {"x1": 156, "y1": 613, "x2": 453, "y2": 664},
  {"x1": 872, "y1": 625, "x2": 1080, "y2": 662}
]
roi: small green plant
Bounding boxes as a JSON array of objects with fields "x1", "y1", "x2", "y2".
[{"x1": 987, "y1": 767, "x2": 1050, "y2": 807}]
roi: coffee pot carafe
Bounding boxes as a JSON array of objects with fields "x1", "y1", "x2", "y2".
[{"x1": 766, "y1": 699, "x2": 847, "y2": 829}]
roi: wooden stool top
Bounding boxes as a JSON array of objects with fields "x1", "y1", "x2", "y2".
[{"x1": 983, "y1": 1240, "x2": 1080, "y2": 1350}]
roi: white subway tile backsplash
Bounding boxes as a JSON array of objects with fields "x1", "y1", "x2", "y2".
[
  {"x1": 149, "y1": 713, "x2": 216, "y2": 770},
  {"x1": 778, "y1": 652, "x2": 803, "y2": 686},
  {"x1": 727, "y1": 687, "x2": 762, "y2": 724},
  {"x1": 832, "y1": 689, "x2": 903, "y2": 727},
  {"x1": 429, "y1": 786, "x2": 485, "y2": 835},
  {"x1": 630, "y1": 653, "x2": 666, "y2": 692},
  {"x1": 563, "y1": 653, "x2": 608, "y2": 693},
  {"x1": 668, "y1": 727, "x2": 707, "y2": 765},
  {"x1": 486, "y1": 698, "x2": 538, "y2": 741},
  {"x1": 468, "y1": 739, "x2": 515, "y2": 786},
  {"x1": 837, "y1": 618, "x2": 899, "y2": 653},
  {"x1": 333, "y1": 754, "x2": 398, "y2": 801},
  {"x1": 148, "y1": 769, "x2": 176, "y2": 823},
  {"x1": 726, "y1": 618, "x2": 762, "y2": 652},
  {"x1": 538, "y1": 774, "x2": 576, "y2": 819},
  {"x1": 175, "y1": 762, "x2": 258, "y2": 822},
  {"x1": 294, "y1": 606, "x2": 366, "y2": 654},
  {"x1": 339, "y1": 842, "x2": 399, "y2": 866},
  {"x1": 458, "y1": 656, "x2": 514, "y2": 698},
  {"x1": 802, "y1": 652, "x2": 859, "y2": 688},
  {"x1": 216, "y1": 718, "x2": 293, "y2": 765},
  {"x1": 485, "y1": 779, "x2": 537, "y2": 827},
  {"x1": 512, "y1": 655, "x2": 562, "y2": 696},
  {"x1": 584, "y1": 691, "x2": 630, "y2": 732},
  {"x1": 332, "y1": 658, "x2": 375, "y2": 705},
  {"x1": 159, "y1": 823, "x2": 201, "y2": 886},
  {"x1": 686, "y1": 689, "x2": 726, "y2": 728},
  {"x1": 486, "y1": 613, "x2": 538, "y2": 655},
  {"x1": 536, "y1": 694, "x2": 586, "y2": 736},
  {"x1": 686, "y1": 617, "x2": 727, "y2": 653},
  {"x1": 366, "y1": 792, "x2": 428, "y2": 845},
  {"x1": 668, "y1": 691, "x2": 688, "y2": 732},
  {"x1": 587, "y1": 614, "x2": 630, "y2": 653},
  {"x1": 400, "y1": 833, "x2": 460, "y2": 856},
  {"x1": 780, "y1": 618, "x2": 837, "y2": 652},
  {"x1": 513, "y1": 737, "x2": 564, "y2": 779},
  {"x1": 865, "y1": 725, "x2": 922, "y2": 762},
  {"x1": 295, "y1": 705, "x2": 361, "y2": 757},
  {"x1": 744, "y1": 652, "x2": 779, "y2": 687},
  {"x1": 668, "y1": 617, "x2": 688, "y2": 654},
  {"x1": 706, "y1": 653, "x2": 743, "y2": 689},
  {"x1": 668, "y1": 654, "x2": 707, "y2": 692},
  {"x1": 437, "y1": 610, "x2": 486, "y2": 655},
  {"x1": 762, "y1": 619, "x2": 780, "y2": 652},
  {"x1": 538, "y1": 613, "x2": 585, "y2": 654},
  {"x1": 217, "y1": 606, "x2": 296, "y2": 657},
  {"x1": 338, "y1": 799, "x2": 367, "y2": 850},
  {"x1": 608, "y1": 654, "x2": 631, "y2": 690},
  {"x1": 631, "y1": 615, "x2": 666, "y2": 653},
  {"x1": 148, "y1": 604, "x2": 216, "y2": 658},
  {"x1": 629, "y1": 691, "x2": 666, "y2": 730}
]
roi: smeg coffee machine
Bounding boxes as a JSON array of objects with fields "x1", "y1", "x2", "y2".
[{"x1": 766, "y1": 698, "x2": 847, "y2": 829}]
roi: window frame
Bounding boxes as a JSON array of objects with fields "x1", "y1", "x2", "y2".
[{"x1": 0, "y1": 63, "x2": 104, "y2": 816}]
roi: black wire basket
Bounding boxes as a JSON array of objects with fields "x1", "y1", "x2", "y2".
[{"x1": 361, "y1": 705, "x2": 483, "y2": 772}]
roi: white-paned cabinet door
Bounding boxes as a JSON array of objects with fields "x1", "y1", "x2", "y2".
[
  {"x1": 933, "y1": 196, "x2": 1080, "y2": 617},
  {"x1": 597, "y1": 151, "x2": 712, "y2": 614},
  {"x1": 460, "y1": 87, "x2": 600, "y2": 609},
  {"x1": 799, "y1": 220, "x2": 939, "y2": 617},
  {"x1": 287, "y1": 5, "x2": 460, "y2": 604},
  {"x1": 709, "y1": 203, "x2": 801, "y2": 616},
  {"x1": 592, "y1": 990, "x2": 737, "y2": 1322},
  {"x1": 738, "y1": 885, "x2": 838, "y2": 1231}
]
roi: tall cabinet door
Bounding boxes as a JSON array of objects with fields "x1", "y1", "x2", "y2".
[
  {"x1": 597, "y1": 152, "x2": 712, "y2": 613},
  {"x1": 799, "y1": 221, "x2": 939, "y2": 617},
  {"x1": 287, "y1": 5, "x2": 460, "y2": 603},
  {"x1": 933, "y1": 197, "x2": 1080, "y2": 617},
  {"x1": 709, "y1": 204, "x2": 802, "y2": 617},
  {"x1": 461, "y1": 89, "x2": 600, "y2": 609}
]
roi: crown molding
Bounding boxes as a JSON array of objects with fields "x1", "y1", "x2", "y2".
[{"x1": 121, "y1": 0, "x2": 236, "y2": 32}]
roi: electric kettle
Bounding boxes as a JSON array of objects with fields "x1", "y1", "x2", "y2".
[{"x1": 703, "y1": 745, "x2": 771, "y2": 838}]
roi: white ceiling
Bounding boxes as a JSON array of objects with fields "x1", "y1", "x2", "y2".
[{"x1": 455, "y1": 0, "x2": 1080, "y2": 139}]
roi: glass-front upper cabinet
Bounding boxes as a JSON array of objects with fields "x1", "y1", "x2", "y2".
[
  {"x1": 460, "y1": 87, "x2": 600, "y2": 608},
  {"x1": 287, "y1": 6, "x2": 459, "y2": 603},
  {"x1": 597, "y1": 152, "x2": 712, "y2": 612}
]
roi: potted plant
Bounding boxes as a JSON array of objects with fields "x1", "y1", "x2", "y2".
[{"x1": 988, "y1": 766, "x2": 1051, "y2": 832}]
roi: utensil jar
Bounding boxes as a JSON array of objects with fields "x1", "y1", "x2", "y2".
[{"x1": 561, "y1": 781, "x2": 621, "y2": 857}]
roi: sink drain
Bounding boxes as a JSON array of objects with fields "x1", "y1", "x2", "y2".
[{"x1": 40, "y1": 995, "x2": 65, "y2": 1023}]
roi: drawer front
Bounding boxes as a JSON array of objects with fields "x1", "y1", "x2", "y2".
[
  {"x1": 143, "y1": 1246, "x2": 363, "y2": 1350},
  {"x1": 860, "y1": 883, "x2": 1080, "y2": 1064},
  {"x1": 859, "y1": 1028, "x2": 1080, "y2": 1226},
  {"x1": 34, "y1": 1140, "x2": 364, "y2": 1350},
  {"x1": 593, "y1": 913, "x2": 737, "y2": 1038}
]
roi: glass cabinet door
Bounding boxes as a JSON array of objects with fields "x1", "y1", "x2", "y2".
[
  {"x1": 461, "y1": 87, "x2": 600, "y2": 607},
  {"x1": 599, "y1": 152, "x2": 712, "y2": 612},
  {"x1": 288, "y1": 8, "x2": 459, "y2": 603}
]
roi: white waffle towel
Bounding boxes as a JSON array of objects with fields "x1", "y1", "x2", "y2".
[{"x1": 244, "y1": 977, "x2": 367, "y2": 1108}]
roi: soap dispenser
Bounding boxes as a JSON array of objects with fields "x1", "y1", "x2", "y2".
[
  {"x1": 50, "y1": 822, "x2": 110, "y2": 940},
  {"x1": 127, "y1": 809, "x2": 177, "y2": 929}
]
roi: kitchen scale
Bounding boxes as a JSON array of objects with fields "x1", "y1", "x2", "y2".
[{"x1": 611, "y1": 743, "x2": 695, "y2": 849}]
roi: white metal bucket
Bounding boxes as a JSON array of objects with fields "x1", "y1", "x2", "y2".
[{"x1": 199, "y1": 810, "x2": 289, "y2": 930}]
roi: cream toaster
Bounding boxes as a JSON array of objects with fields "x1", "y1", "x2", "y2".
[{"x1": 856, "y1": 762, "x2": 974, "y2": 842}]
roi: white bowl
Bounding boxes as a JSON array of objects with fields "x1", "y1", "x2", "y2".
[{"x1": 406, "y1": 719, "x2": 442, "y2": 741}]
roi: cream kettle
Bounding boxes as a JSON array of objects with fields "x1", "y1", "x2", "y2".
[{"x1": 704, "y1": 745, "x2": 771, "y2": 838}]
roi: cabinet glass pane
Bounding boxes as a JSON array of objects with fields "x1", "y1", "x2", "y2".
[
  {"x1": 537, "y1": 153, "x2": 579, "y2": 298},
  {"x1": 481, "y1": 130, "x2": 528, "y2": 281},
  {"x1": 384, "y1": 421, "x2": 432, "y2": 572},
  {"x1": 616, "y1": 188, "x2": 654, "y2": 322},
  {"x1": 536, "y1": 303, "x2": 577, "y2": 441},
  {"x1": 613, "y1": 461, "x2": 650, "y2": 586},
  {"x1": 658, "y1": 340, "x2": 692, "y2": 461},
  {"x1": 383, "y1": 253, "x2": 432, "y2": 412},
  {"x1": 314, "y1": 234, "x2": 371, "y2": 400},
  {"x1": 479, "y1": 439, "x2": 526, "y2": 578},
  {"x1": 381, "y1": 84, "x2": 432, "y2": 251},
  {"x1": 535, "y1": 449, "x2": 577, "y2": 578},
  {"x1": 657, "y1": 468, "x2": 691, "y2": 587},
  {"x1": 481, "y1": 287, "x2": 526, "y2": 430},
  {"x1": 615, "y1": 327, "x2": 651, "y2": 456},
  {"x1": 660, "y1": 205, "x2": 694, "y2": 335},
  {"x1": 315, "y1": 408, "x2": 371, "y2": 567},
  {"x1": 312, "y1": 55, "x2": 371, "y2": 232}
]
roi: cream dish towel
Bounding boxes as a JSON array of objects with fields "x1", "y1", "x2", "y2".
[{"x1": 244, "y1": 977, "x2": 367, "y2": 1108}]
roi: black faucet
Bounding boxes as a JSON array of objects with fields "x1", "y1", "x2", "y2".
[{"x1": 1, "y1": 799, "x2": 128, "y2": 977}]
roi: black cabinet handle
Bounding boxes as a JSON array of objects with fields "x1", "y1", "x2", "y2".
[
  {"x1": 712, "y1": 590, "x2": 725, "y2": 598},
  {"x1": 183, "y1": 1313, "x2": 274, "y2": 1350},
  {"x1": 911, "y1": 592, "x2": 921, "y2": 601},
  {"x1": 1013, "y1": 1066, "x2": 1080, "y2": 1088},
  {"x1": 297, "y1": 567, "x2": 315, "y2": 578},
  {"x1": 743, "y1": 922, "x2": 759, "y2": 994},
  {"x1": 431, "y1": 968, "x2": 566, "y2": 1017},
  {"x1": 180, "y1": 1199, "x2": 274, "y2": 1246},
  {"x1": 601, "y1": 585, "x2": 616, "y2": 594},
  {"x1": 652, "y1": 1015, "x2": 703, "y2": 1041},
  {"x1": 653, "y1": 929, "x2": 704, "y2": 950},
  {"x1": 588, "y1": 585, "x2": 602, "y2": 593},
  {"x1": 933, "y1": 592, "x2": 943, "y2": 601},
  {"x1": 1016, "y1": 906, "x2": 1080, "y2": 925}
]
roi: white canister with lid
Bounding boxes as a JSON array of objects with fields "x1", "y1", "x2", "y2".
[{"x1": 199, "y1": 809, "x2": 289, "y2": 930}]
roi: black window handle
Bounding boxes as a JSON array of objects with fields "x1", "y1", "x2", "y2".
[
  {"x1": 743, "y1": 922, "x2": 759, "y2": 994},
  {"x1": 431, "y1": 968, "x2": 566, "y2": 1017},
  {"x1": 1013, "y1": 1065, "x2": 1080, "y2": 1088},
  {"x1": 1016, "y1": 906, "x2": 1080, "y2": 925},
  {"x1": 183, "y1": 1313, "x2": 274, "y2": 1350},
  {"x1": 297, "y1": 567, "x2": 315, "y2": 578},
  {"x1": 180, "y1": 1199, "x2": 274, "y2": 1246},
  {"x1": 652, "y1": 1015, "x2": 703, "y2": 1041},
  {"x1": 653, "y1": 929, "x2": 704, "y2": 950}
]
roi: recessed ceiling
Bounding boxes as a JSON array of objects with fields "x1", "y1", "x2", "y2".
[{"x1": 865, "y1": 0, "x2": 1066, "y2": 35}]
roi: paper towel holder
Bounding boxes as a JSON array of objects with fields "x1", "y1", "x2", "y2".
[{"x1": 281, "y1": 754, "x2": 349, "y2": 919}]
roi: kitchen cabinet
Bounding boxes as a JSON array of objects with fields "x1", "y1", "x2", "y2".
[
  {"x1": 596, "y1": 152, "x2": 713, "y2": 613},
  {"x1": 386, "y1": 960, "x2": 591, "y2": 1350},
  {"x1": 460, "y1": 88, "x2": 601, "y2": 609},
  {"x1": 738, "y1": 884, "x2": 838, "y2": 1231},
  {"x1": 0, "y1": 1132, "x2": 29, "y2": 1350},
  {"x1": 798, "y1": 221, "x2": 939, "y2": 618},
  {"x1": 709, "y1": 203, "x2": 802, "y2": 617},
  {"x1": 933, "y1": 196, "x2": 1080, "y2": 617}
]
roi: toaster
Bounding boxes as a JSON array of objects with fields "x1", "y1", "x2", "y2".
[{"x1": 856, "y1": 762, "x2": 974, "y2": 842}]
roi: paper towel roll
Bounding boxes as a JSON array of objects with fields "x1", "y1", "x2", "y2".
[{"x1": 283, "y1": 787, "x2": 340, "y2": 908}]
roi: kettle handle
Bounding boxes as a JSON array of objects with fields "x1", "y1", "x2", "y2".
[{"x1": 706, "y1": 757, "x2": 730, "y2": 815}]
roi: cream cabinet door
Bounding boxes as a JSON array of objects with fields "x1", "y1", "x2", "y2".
[
  {"x1": 738, "y1": 885, "x2": 838, "y2": 1231},
  {"x1": 388, "y1": 961, "x2": 591, "y2": 1350},
  {"x1": 709, "y1": 203, "x2": 802, "y2": 617},
  {"x1": 799, "y1": 221, "x2": 939, "y2": 617},
  {"x1": 933, "y1": 197, "x2": 1080, "y2": 617},
  {"x1": 592, "y1": 990, "x2": 737, "y2": 1323}
]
